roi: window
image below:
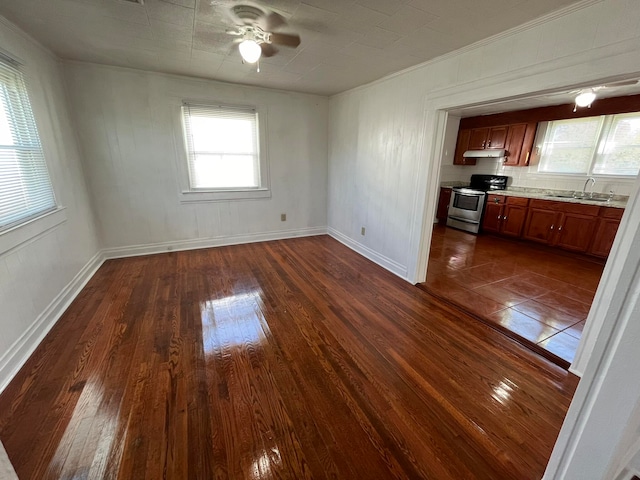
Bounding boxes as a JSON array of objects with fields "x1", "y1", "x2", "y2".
[
  {"x1": 0, "y1": 56, "x2": 56, "y2": 231},
  {"x1": 538, "y1": 113, "x2": 640, "y2": 177},
  {"x1": 181, "y1": 102, "x2": 266, "y2": 193}
]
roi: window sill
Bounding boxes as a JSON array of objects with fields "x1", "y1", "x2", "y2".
[
  {"x1": 0, "y1": 207, "x2": 67, "y2": 257},
  {"x1": 179, "y1": 188, "x2": 271, "y2": 203}
]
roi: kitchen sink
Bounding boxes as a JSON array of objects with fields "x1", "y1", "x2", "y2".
[
  {"x1": 545, "y1": 194, "x2": 610, "y2": 202},
  {"x1": 579, "y1": 197, "x2": 610, "y2": 202}
]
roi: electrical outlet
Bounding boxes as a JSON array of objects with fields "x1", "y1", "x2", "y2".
[
  {"x1": 361, "y1": 227, "x2": 366, "y2": 236},
  {"x1": 281, "y1": 213, "x2": 286, "y2": 221}
]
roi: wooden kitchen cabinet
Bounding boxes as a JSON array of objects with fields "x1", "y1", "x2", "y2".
[
  {"x1": 503, "y1": 123, "x2": 537, "y2": 167},
  {"x1": 589, "y1": 208, "x2": 624, "y2": 257},
  {"x1": 468, "y1": 127, "x2": 490, "y2": 149},
  {"x1": 454, "y1": 123, "x2": 536, "y2": 167},
  {"x1": 523, "y1": 206, "x2": 559, "y2": 244},
  {"x1": 483, "y1": 195, "x2": 504, "y2": 233},
  {"x1": 437, "y1": 187, "x2": 453, "y2": 225},
  {"x1": 501, "y1": 202, "x2": 529, "y2": 237},
  {"x1": 453, "y1": 129, "x2": 476, "y2": 165},
  {"x1": 468, "y1": 126, "x2": 508, "y2": 150},
  {"x1": 480, "y1": 195, "x2": 624, "y2": 258},
  {"x1": 482, "y1": 195, "x2": 528, "y2": 236},
  {"x1": 555, "y1": 212, "x2": 598, "y2": 253}
]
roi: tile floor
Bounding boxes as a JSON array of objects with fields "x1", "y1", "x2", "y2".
[{"x1": 422, "y1": 225, "x2": 605, "y2": 365}]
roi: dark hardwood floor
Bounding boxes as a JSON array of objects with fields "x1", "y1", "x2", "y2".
[
  {"x1": 424, "y1": 225, "x2": 604, "y2": 366},
  {"x1": 0, "y1": 235, "x2": 578, "y2": 479}
]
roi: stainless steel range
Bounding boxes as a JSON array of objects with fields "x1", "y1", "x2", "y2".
[{"x1": 446, "y1": 174, "x2": 508, "y2": 234}]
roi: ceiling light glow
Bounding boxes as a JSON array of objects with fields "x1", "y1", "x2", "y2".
[
  {"x1": 575, "y1": 89, "x2": 597, "y2": 108},
  {"x1": 239, "y1": 40, "x2": 261, "y2": 64}
]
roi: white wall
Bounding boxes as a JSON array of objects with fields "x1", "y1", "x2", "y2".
[
  {"x1": 328, "y1": 0, "x2": 640, "y2": 282},
  {"x1": 0, "y1": 18, "x2": 99, "y2": 390},
  {"x1": 64, "y1": 63, "x2": 328, "y2": 253}
]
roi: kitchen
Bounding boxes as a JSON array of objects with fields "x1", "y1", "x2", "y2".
[{"x1": 424, "y1": 90, "x2": 640, "y2": 368}]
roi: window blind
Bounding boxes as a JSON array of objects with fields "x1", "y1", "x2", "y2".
[
  {"x1": 181, "y1": 103, "x2": 260, "y2": 189},
  {"x1": 0, "y1": 57, "x2": 55, "y2": 231}
]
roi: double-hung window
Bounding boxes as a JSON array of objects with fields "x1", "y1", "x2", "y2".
[
  {"x1": 0, "y1": 56, "x2": 56, "y2": 231},
  {"x1": 180, "y1": 102, "x2": 269, "y2": 201},
  {"x1": 538, "y1": 112, "x2": 640, "y2": 177}
]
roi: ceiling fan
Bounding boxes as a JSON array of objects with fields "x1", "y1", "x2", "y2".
[
  {"x1": 222, "y1": 3, "x2": 301, "y2": 69},
  {"x1": 570, "y1": 79, "x2": 639, "y2": 111}
]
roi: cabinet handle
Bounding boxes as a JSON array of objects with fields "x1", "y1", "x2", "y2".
[
  {"x1": 550, "y1": 224, "x2": 554, "y2": 230},
  {"x1": 525, "y1": 151, "x2": 530, "y2": 166},
  {"x1": 559, "y1": 226, "x2": 563, "y2": 232},
  {"x1": 504, "y1": 216, "x2": 508, "y2": 221},
  {"x1": 487, "y1": 141, "x2": 491, "y2": 147}
]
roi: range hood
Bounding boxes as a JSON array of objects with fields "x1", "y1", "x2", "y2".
[{"x1": 463, "y1": 149, "x2": 506, "y2": 158}]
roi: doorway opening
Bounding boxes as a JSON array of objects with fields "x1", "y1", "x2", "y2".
[{"x1": 419, "y1": 90, "x2": 640, "y2": 369}]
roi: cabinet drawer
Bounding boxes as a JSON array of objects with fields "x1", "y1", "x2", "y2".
[
  {"x1": 487, "y1": 194, "x2": 505, "y2": 205},
  {"x1": 506, "y1": 196, "x2": 529, "y2": 206},
  {"x1": 600, "y1": 207, "x2": 624, "y2": 220},
  {"x1": 559, "y1": 202, "x2": 600, "y2": 216}
]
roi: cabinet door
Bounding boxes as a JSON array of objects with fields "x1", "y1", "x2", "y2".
[
  {"x1": 589, "y1": 218, "x2": 621, "y2": 257},
  {"x1": 487, "y1": 126, "x2": 508, "y2": 149},
  {"x1": 501, "y1": 205, "x2": 528, "y2": 237},
  {"x1": 503, "y1": 123, "x2": 527, "y2": 166},
  {"x1": 453, "y1": 129, "x2": 476, "y2": 165},
  {"x1": 519, "y1": 122, "x2": 537, "y2": 166},
  {"x1": 555, "y1": 213, "x2": 598, "y2": 252},
  {"x1": 468, "y1": 127, "x2": 490, "y2": 150},
  {"x1": 483, "y1": 202, "x2": 504, "y2": 233},
  {"x1": 523, "y1": 208, "x2": 559, "y2": 244},
  {"x1": 437, "y1": 187, "x2": 452, "y2": 225}
]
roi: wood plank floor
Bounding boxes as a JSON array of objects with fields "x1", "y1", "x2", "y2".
[{"x1": 0, "y1": 235, "x2": 578, "y2": 479}]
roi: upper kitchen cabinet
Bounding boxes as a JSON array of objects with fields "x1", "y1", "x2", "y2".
[
  {"x1": 453, "y1": 128, "x2": 475, "y2": 165},
  {"x1": 453, "y1": 123, "x2": 537, "y2": 166},
  {"x1": 467, "y1": 126, "x2": 508, "y2": 150},
  {"x1": 503, "y1": 123, "x2": 537, "y2": 167}
]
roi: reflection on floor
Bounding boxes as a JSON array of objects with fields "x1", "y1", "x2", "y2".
[{"x1": 423, "y1": 225, "x2": 604, "y2": 366}]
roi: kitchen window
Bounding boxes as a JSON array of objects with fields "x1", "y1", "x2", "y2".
[
  {"x1": 0, "y1": 56, "x2": 56, "y2": 233},
  {"x1": 180, "y1": 102, "x2": 269, "y2": 202},
  {"x1": 538, "y1": 112, "x2": 640, "y2": 176}
]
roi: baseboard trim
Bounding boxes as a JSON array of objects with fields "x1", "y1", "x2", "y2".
[
  {"x1": 0, "y1": 251, "x2": 105, "y2": 393},
  {"x1": 327, "y1": 227, "x2": 409, "y2": 281},
  {"x1": 102, "y1": 227, "x2": 328, "y2": 259}
]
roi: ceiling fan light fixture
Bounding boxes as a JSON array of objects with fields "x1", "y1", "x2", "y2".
[
  {"x1": 575, "y1": 89, "x2": 597, "y2": 108},
  {"x1": 239, "y1": 39, "x2": 262, "y2": 63}
]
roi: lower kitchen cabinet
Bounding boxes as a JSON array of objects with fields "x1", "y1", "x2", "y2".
[
  {"x1": 522, "y1": 207, "x2": 558, "y2": 244},
  {"x1": 501, "y1": 204, "x2": 529, "y2": 237},
  {"x1": 555, "y1": 213, "x2": 598, "y2": 252},
  {"x1": 589, "y1": 208, "x2": 624, "y2": 257},
  {"x1": 482, "y1": 195, "x2": 529, "y2": 237},
  {"x1": 482, "y1": 196, "x2": 623, "y2": 259},
  {"x1": 437, "y1": 187, "x2": 453, "y2": 225}
]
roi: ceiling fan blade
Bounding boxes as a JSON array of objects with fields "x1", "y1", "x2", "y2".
[
  {"x1": 270, "y1": 32, "x2": 301, "y2": 48},
  {"x1": 601, "y1": 80, "x2": 639, "y2": 88},
  {"x1": 262, "y1": 11, "x2": 286, "y2": 31},
  {"x1": 260, "y1": 43, "x2": 279, "y2": 58}
]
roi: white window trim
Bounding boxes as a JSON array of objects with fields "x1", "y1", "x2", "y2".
[
  {"x1": 0, "y1": 207, "x2": 66, "y2": 257},
  {"x1": 536, "y1": 113, "x2": 640, "y2": 177},
  {"x1": 0, "y1": 50, "x2": 63, "y2": 256},
  {"x1": 172, "y1": 100, "x2": 271, "y2": 203}
]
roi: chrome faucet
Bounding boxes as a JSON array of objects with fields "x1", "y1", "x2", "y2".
[{"x1": 582, "y1": 177, "x2": 596, "y2": 198}]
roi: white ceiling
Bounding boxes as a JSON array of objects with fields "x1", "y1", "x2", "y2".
[{"x1": 0, "y1": 0, "x2": 585, "y2": 96}]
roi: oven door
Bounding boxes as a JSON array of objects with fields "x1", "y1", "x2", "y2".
[{"x1": 447, "y1": 188, "x2": 486, "y2": 223}]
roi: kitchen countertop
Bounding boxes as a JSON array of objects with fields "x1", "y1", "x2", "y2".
[{"x1": 489, "y1": 188, "x2": 628, "y2": 209}]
